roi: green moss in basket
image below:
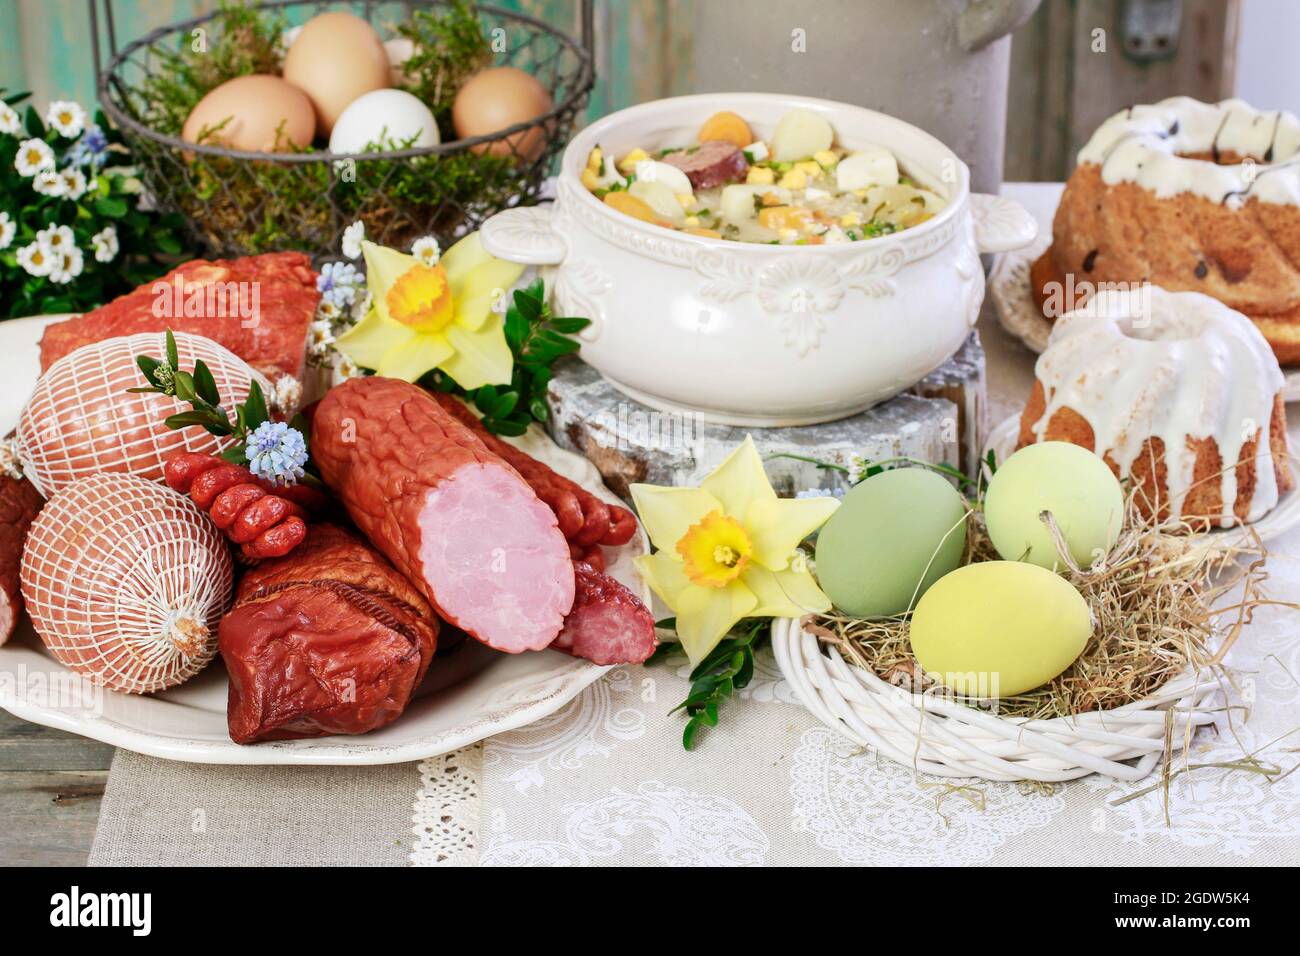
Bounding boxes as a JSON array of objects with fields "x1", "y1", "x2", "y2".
[
  {"x1": 138, "y1": 0, "x2": 287, "y2": 137},
  {"x1": 0, "y1": 91, "x2": 192, "y2": 319},
  {"x1": 122, "y1": 0, "x2": 551, "y2": 255},
  {"x1": 395, "y1": 0, "x2": 492, "y2": 129}
]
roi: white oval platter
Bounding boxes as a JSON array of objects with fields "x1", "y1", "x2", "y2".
[{"x1": 0, "y1": 315, "x2": 649, "y2": 765}]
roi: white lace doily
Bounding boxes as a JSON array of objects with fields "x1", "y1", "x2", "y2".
[{"x1": 410, "y1": 745, "x2": 482, "y2": 866}]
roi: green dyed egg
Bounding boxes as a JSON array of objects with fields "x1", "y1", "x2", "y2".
[
  {"x1": 814, "y1": 469, "x2": 967, "y2": 618},
  {"x1": 910, "y1": 561, "x2": 1091, "y2": 698},
  {"x1": 984, "y1": 441, "x2": 1124, "y2": 571}
]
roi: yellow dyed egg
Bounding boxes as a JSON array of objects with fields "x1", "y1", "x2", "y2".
[
  {"x1": 984, "y1": 442, "x2": 1124, "y2": 571},
  {"x1": 910, "y1": 561, "x2": 1091, "y2": 698},
  {"x1": 814, "y1": 469, "x2": 967, "y2": 618}
]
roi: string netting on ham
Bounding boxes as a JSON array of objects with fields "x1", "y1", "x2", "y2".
[
  {"x1": 16, "y1": 332, "x2": 269, "y2": 498},
  {"x1": 20, "y1": 473, "x2": 233, "y2": 694}
]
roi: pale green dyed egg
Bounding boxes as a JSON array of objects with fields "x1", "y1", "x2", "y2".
[
  {"x1": 910, "y1": 561, "x2": 1091, "y2": 698},
  {"x1": 984, "y1": 442, "x2": 1124, "y2": 571},
  {"x1": 814, "y1": 469, "x2": 967, "y2": 618}
]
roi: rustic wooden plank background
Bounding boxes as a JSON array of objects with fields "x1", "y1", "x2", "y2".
[
  {"x1": 0, "y1": 711, "x2": 112, "y2": 865},
  {"x1": 4, "y1": 0, "x2": 1238, "y2": 181}
]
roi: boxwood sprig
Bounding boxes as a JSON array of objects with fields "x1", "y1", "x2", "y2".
[
  {"x1": 128, "y1": 329, "x2": 316, "y2": 478},
  {"x1": 422, "y1": 278, "x2": 590, "y2": 436},
  {"x1": 646, "y1": 616, "x2": 770, "y2": 751}
]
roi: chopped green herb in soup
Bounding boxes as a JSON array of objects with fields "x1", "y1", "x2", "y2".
[{"x1": 581, "y1": 108, "x2": 946, "y2": 244}]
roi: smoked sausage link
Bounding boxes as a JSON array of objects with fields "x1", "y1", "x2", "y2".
[
  {"x1": 312, "y1": 377, "x2": 575, "y2": 653},
  {"x1": 0, "y1": 471, "x2": 43, "y2": 645},
  {"x1": 428, "y1": 391, "x2": 638, "y2": 548},
  {"x1": 551, "y1": 562, "x2": 658, "y2": 665},
  {"x1": 162, "y1": 453, "x2": 318, "y2": 560},
  {"x1": 220, "y1": 523, "x2": 438, "y2": 743}
]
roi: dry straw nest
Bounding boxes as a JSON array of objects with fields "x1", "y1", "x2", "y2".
[{"x1": 774, "y1": 487, "x2": 1294, "y2": 783}]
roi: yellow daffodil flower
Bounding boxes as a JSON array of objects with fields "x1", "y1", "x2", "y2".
[
  {"x1": 334, "y1": 232, "x2": 525, "y2": 387},
  {"x1": 631, "y1": 436, "x2": 839, "y2": 665}
]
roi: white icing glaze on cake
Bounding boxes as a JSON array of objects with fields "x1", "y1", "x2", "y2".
[
  {"x1": 1076, "y1": 97, "x2": 1300, "y2": 208},
  {"x1": 1029, "y1": 287, "x2": 1287, "y2": 526}
]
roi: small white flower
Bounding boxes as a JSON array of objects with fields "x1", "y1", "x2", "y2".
[
  {"x1": 308, "y1": 318, "x2": 336, "y2": 355},
  {"x1": 411, "y1": 235, "x2": 441, "y2": 266},
  {"x1": 0, "y1": 436, "x2": 23, "y2": 480},
  {"x1": 32, "y1": 170, "x2": 66, "y2": 197},
  {"x1": 0, "y1": 103, "x2": 19, "y2": 136},
  {"x1": 47, "y1": 245, "x2": 84, "y2": 284},
  {"x1": 14, "y1": 139, "x2": 54, "y2": 177},
  {"x1": 334, "y1": 354, "x2": 360, "y2": 381},
  {"x1": 315, "y1": 299, "x2": 341, "y2": 322},
  {"x1": 37, "y1": 224, "x2": 75, "y2": 252},
  {"x1": 341, "y1": 220, "x2": 365, "y2": 260},
  {"x1": 91, "y1": 225, "x2": 118, "y2": 263},
  {"x1": 270, "y1": 375, "x2": 303, "y2": 415},
  {"x1": 352, "y1": 289, "x2": 373, "y2": 321},
  {"x1": 46, "y1": 101, "x2": 86, "y2": 139},
  {"x1": 16, "y1": 241, "x2": 54, "y2": 277},
  {"x1": 59, "y1": 167, "x2": 88, "y2": 200},
  {"x1": 0, "y1": 212, "x2": 15, "y2": 251}
]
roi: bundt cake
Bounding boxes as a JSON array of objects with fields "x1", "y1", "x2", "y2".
[
  {"x1": 1032, "y1": 97, "x2": 1300, "y2": 364},
  {"x1": 1018, "y1": 287, "x2": 1293, "y2": 529}
]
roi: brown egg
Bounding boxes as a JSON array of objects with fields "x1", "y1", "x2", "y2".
[
  {"x1": 453, "y1": 67, "x2": 553, "y2": 162},
  {"x1": 181, "y1": 75, "x2": 315, "y2": 152},
  {"x1": 282, "y1": 11, "x2": 390, "y2": 135}
]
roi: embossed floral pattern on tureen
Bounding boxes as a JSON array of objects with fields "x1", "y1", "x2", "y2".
[
  {"x1": 552, "y1": 257, "x2": 613, "y2": 342},
  {"x1": 480, "y1": 781, "x2": 770, "y2": 866},
  {"x1": 693, "y1": 247, "x2": 905, "y2": 355},
  {"x1": 789, "y1": 728, "x2": 1067, "y2": 865},
  {"x1": 479, "y1": 205, "x2": 568, "y2": 265}
]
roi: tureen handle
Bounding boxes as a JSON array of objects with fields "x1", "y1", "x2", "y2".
[
  {"x1": 968, "y1": 193, "x2": 1038, "y2": 254},
  {"x1": 480, "y1": 206, "x2": 569, "y2": 266}
]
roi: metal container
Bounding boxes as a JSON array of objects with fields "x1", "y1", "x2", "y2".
[{"x1": 691, "y1": 0, "x2": 1041, "y2": 195}]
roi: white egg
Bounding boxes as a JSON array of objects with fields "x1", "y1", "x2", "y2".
[
  {"x1": 328, "y1": 89, "x2": 440, "y2": 155},
  {"x1": 384, "y1": 37, "x2": 415, "y2": 86},
  {"x1": 633, "y1": 159, "x2": 693, "y2": 198},
  {"x1": 837, "y1": 147, "x2": 900, "y2": 191},
  {"x1": 629, "y1": 180, "x2": 685, "y2": 223}
]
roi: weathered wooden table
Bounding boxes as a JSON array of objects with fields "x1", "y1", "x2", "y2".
[{"x1": 0, "y1": 710, "x2": 112, "y2": 865}]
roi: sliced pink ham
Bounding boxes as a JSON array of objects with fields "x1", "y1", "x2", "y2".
[{"x1": 311, "y1": 377, "x2": 575, "y2": 652}]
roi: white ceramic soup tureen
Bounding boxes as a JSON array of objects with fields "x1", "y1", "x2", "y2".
[{"x1": 481, "y1": 92, "x2": 1037, "y2": 426}]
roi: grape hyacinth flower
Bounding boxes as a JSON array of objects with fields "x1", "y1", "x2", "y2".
[
  {"x1": 67, "y1": 125, "x2": 109, "y2": 169},
  {"x1": 246, "y1": 421, "x2": 308, "y2": 487},
  {"x1": 316, "y1": 260, "x2": 361, "y2": 308}
]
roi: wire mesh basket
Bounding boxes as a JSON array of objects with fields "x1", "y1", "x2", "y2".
[{"x1": 90, "y1": 0, "x2": 594, "y2": 260}]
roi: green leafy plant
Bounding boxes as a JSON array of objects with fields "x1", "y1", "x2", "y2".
[
  {"x1": 130, "y1": 330, "x2": 319, "y2": 483},
  {"x1": 647, "y1": 617, "x2": 770, "y2": 750},
  {"x1": 0, "y1": 90, "x2": 191, "y2": 319},
  {"x1": 422, "y1": 278, "x2": 589, "y2": 436}
]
